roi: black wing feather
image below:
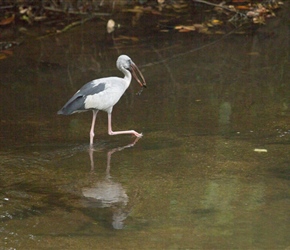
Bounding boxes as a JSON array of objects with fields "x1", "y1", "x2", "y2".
[{"x1": 57, "y1": 82, "x2": 106, "y2": 115}]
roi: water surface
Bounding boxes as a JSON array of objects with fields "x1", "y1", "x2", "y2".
[{"x1": 0, "y1": 6, "x2": 289, "y2": 250}]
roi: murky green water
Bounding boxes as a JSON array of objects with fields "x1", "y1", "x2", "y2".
[{"x1": 0, "y1": 5, "x2": 289, "y2": 250}]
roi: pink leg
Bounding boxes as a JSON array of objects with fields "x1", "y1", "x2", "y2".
[
  {"x1": 107, "y1": 113, "x2": 143, "y2": 138},
  {"x1": 90, "y1": 110, "x2": 98, "y2": 146}
]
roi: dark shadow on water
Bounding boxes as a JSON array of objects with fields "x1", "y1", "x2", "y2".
[{"x1": 0, "y1": 137, "x2": 140, "y2": 234}]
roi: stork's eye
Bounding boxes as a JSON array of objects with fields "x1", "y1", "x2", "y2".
[{"x1": 125, "y1": 60, "x2": 131, "y2": 69}]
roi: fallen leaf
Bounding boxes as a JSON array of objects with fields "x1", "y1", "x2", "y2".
[
  {"x1": 0, "y1": 14, "x2": 15, "y2": 26},
  {"x1": 2, "y1": 50, "x2": 13, "y2": 55},
  {"x1": 215, "y1": 30, "x2": 226, "y2": 34},
  {"x1": 236, "y1": 5, "x2": 250, "y2": 10},
  {"x1": 175, "y1": 25, "x2": 195, "y2": 31},
  {"x1": 193, "y1": 24, "x2": 205, "y2": 29},
  {"x1": 34, "y1": 16, "x2": 47, "y2": 21},
  {"x1": 254, "y1": 148, "x2": 267, "y2": 152},
  {"x1": 174, "y1": 25, "x2": 183, "y2": 30},
  {"x1": 211, "y1": 19, "x2": 223, "y2": 25},
  {"x1": 114, "y1": 35, "x2": 139, "y2": 42},
  {"x1": 179, "y1": 29, "x2": 191, "y2": 32},
  {"x1": 0, "y1": 53, "x2": 7, "y2": 60},
  {"x1": 253, "y1": 16, "x2": 266, "y2": 24},
  {"x1": 107, "y1": 19, "x2": 115, "y2": 33}
]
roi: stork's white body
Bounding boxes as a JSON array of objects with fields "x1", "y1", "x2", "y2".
[{"x1": 84, "y1": 76, "x2": 130, "y2": 113}]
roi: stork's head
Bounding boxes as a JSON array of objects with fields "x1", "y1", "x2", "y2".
[{"x1": 117, "y1": 55, "x2": 147, "y2": 88}]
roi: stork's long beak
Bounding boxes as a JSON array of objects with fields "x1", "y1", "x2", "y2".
[{"x1": 131, "y1": 62, "x2": 147, "y2": 88}]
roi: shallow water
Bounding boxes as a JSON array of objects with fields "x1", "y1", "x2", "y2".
[{"x1": 0, "y1": 5, "x2": 289, "y2": 250}]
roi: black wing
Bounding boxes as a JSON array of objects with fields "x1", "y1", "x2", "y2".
[{"x1": 57, "y1": 81, "x2": 106, "y2": 115}]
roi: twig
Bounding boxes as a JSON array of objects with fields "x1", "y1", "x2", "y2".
[
  {"x1": 193, "y1": 0, "x2": 238, "y2": 12},
  {"x1": 44, "y1": 7, "x2": 111, "y2": 16},
  {"x1": 49, "y1": 0, "x2": 59, "y2": 8},
  {"x1": 141, "y1": 26, "x2": 244, "y2": 69},
  {"x1": 0, "y1": 5, "x2": 14, "y2": 10},
  {"x1": 37, "y1": 15, "x2": 99, "y2": 39}
]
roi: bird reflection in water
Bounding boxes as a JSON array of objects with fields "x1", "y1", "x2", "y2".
[{"x1": 81, "y1": 137, "x2": 140, "y2": 229}]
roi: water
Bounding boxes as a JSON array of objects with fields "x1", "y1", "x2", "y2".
[{"x1": 0, "y1": 5, "x2": 289, "y2": 249}]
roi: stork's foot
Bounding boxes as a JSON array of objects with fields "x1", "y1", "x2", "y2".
[
  {"x1": 108, "y1": 129, "x2": 143, "y2": 138},
  {"x1": 134, "y1": 131, "x2": 143, "y2": 138}
]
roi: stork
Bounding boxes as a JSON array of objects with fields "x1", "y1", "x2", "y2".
[{"x1": 57, "y1": 55, "x2": 146, "y2": 146}]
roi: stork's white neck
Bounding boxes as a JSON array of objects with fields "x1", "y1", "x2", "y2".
[{"x1": 122, "y1": 68, "x2": 132, "y2": 87}]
